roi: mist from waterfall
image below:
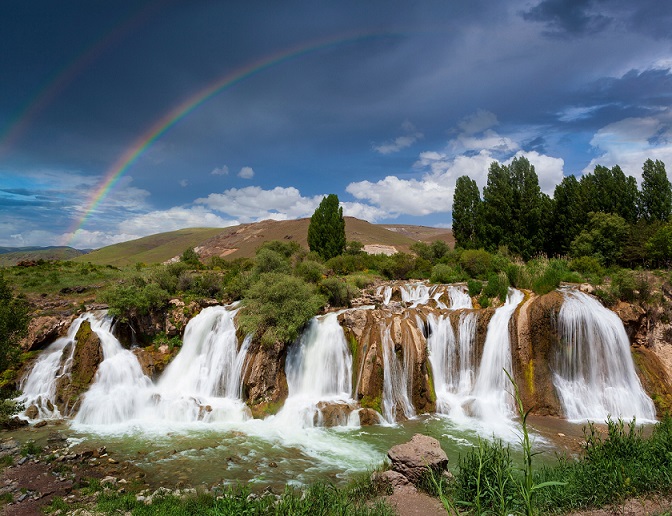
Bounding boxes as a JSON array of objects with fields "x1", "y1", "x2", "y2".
[{"x1": 554, "y1": 290, "x2": 656, "y2": 422}]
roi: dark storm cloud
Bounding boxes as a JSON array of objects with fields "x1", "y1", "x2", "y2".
[{"x1": 521, "y1": 0, "x2": 612, "y2": 36}]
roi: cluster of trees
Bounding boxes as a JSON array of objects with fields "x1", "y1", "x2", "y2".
[{"x1": 452, "y1": 158, "x2": 672, "y2": 266}]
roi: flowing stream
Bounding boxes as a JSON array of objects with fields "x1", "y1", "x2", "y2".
[{"x1": 553, "y1": 290, "x2": 656, "y2": 422}]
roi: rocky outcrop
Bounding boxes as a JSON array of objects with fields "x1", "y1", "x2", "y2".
[
  {"x1": 386, "y1": 433, "x2": 449, "y2": 485},
  {"x1": 132, "y1": 345, "x2": 180, "y2": 380},
  {"x1": 21, "y1": 315, "x2": 74, "y2": 351},
  {"x1": 54, "y1": 321, "x2": 103, "y2": 416},
  {"x1": 242, "y1": 339, "x2": 288, "y2": 418}
]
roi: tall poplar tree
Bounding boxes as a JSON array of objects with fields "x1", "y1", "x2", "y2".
[
  {"x1": 452, "y1": 175, "x2": 482, "y2": 249},
  {"x1": 307, "y1": 194, "x2": 346, "y2": 260},
  {"x1": 639, "y1": 159, "x2": 671, "y2": 222}
]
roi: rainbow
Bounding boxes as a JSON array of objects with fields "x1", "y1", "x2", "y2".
[
  {"x1": 65, "y1": 30, "x2": 399, "y2": 244},
  {"x1": 0, "y1": 1, "x2": 163, "y2": 157}
]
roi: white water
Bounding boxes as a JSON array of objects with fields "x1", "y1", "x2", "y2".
[
  {"x1": 400, "y1": 283, "x2": 431, "y2": 307},
  {"x1": 73, "y1": 306, "x2": 251, "y2": 427},
  {"x1": 554, "y1": 290, "x2": 656, "y2": 422},
  {"x1": 471, "y1": 288, "x2": 524, "y2": 428},
  {"x1": 273, "y1": 312, "x2": 358, "y2": 428},
  {"x1": 17, "y1": 315, "x2": 87, "y2": 419},
  {"x1": 447, "y1": 286, "x2": 473, "y2": 310},
  {"x1": 380, "y1": 323, "x2": 415, "y2": 423},
  {"x1": 377, "y1": 285, "x2": 393, "y2": 305},
  {"x1": 74, "y1": 313, "x2": 154, "y2": 425}
]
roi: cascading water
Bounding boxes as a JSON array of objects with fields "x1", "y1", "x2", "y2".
[
  {"x1": 74, "y1": 313, "x2": 154, "y2": 425},
  {"x1": 400, "y1": 283, "x2": 430, "y2": 307},
  {"x1": 447, "y1": 286, "x2": 473, "y2": 310},
  {"x1": 553, "y1": 290, "x2": 656, "y2": 422},
  {"x1": 380, "y1": 323, "x2": 415, "y2": 423},
  {"x1": 471, "y1": 288, "x2": 524, "y2": 425},
  {"x1": 377, "y1": 285, "x2": 393, "y2": 305},
  {"x1": 17, "y1": 315, "x2": 87, "y2": 419}
]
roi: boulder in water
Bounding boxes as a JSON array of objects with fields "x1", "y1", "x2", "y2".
[{"x1": 387, "y1": 433, "x2": 449, "y2": 485}]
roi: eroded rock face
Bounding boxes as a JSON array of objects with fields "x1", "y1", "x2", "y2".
[
  {"x1": 132, "y1": 346, "x2": 180, "y2": 380},
  {"x1": 54, "y1": 321, "x2": 103, "y2": 416},
  {"x1": 242, "y1": 339, "x2": 288, "y2": 418},
  {"x1": 387, "y1": 434, "x2": 449, "y2": 485},
  {"x1": 22, "y1": 316, "x2": 74, "y2": 352}
]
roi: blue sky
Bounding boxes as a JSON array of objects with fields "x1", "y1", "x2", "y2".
[{"x1": 1, "y1": 0, "x2": 671, "y2": 249}]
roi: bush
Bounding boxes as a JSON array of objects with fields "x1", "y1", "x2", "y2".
[
  {"x1": 610, "y1": 269, "x2": 637, "y2": 302},
  {"x1": 257, "y1": 240, "x2": 302, "y2": 258},
  {"x1": 430, "y1": 264, "x2": 467, "y2": 284},
  {"x1": 320, "y1": 277, "x2": 360, "y2": 307},
  {"x1": 380, "y1": 253, "x2": 416, "y2": 280},
  {"x1": 238, "y1": 273, "x2": 326, "y2": 346},
  {"x1": 253, "y1": 249, "x2": 292, "y2": 275},
  {"x1": 99, "y1": 283, "x2": 170, "y2": 322},
  {"x1": 467, "y1": 279, "x2": 482, "y2": 297},
  {"x1": 569, "y1": 256, "x2": 605, "y2": 277},
  {"x1": 295, "y1": 260, "x2": 326, "y2": 283},
  {"x1": 460, "y1": 249, "x2": 493, "y2": 278},
  {"x1": 483, "y1": 272, "x2": 509, "y2": 301}
]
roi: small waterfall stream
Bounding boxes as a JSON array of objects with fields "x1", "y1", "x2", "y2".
[
  {"x1": 380, "y1": 323, "x2": 415, "y2": 423},
  {"x1": 273, "y1": 312, "x2": 357, "y2": 428},
  {"x1": 17, "y1": 314, "x2": 87, "y2": 419},
  {"x1": 553, "y1": 290, "x2": 656, "y2": 422}
]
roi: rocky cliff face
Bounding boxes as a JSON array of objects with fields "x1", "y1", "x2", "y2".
[{"x1": 53, "y1": 321, "x2": 103, "y2": 416}]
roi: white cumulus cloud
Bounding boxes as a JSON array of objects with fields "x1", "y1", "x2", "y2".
[{"x1": 238, "y1": 166, "x2": 254, "y2": 179}]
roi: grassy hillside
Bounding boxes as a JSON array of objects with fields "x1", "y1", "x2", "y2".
[
  {"x1": 0, "y1": 246, "x2": 85, "y2": 266},
  {"x1": 70, "y1": 219, "x2": 454, "y2": 266},
  {"x1": 72, "y1": 227, "x2": 227, "y2": 266}
]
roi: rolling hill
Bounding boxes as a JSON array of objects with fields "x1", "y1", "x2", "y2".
[
  {"x1": 0, "y1": 246, "x2": 86, "y2": 266},
  {"x1": 72, "y1": 218, "x2": 453, "y2": 266}
]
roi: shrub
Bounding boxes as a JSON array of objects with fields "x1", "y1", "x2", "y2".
[
  {"x1": 295, "y1": 260, "x2": 326, "y2": 283},
  {"x1": 180, "y1": 247, "x2": 202, "y2": 268},
  {"x1": 238, "y1": 273, "x2": 325, "y2": 346},
  {"x1": 483, "y1": 272, "x2": 509, "y2": 301},
  {"x1": 569, "y1": 256, "x2": 604, "y2": 277},
  {"x1": 610, "y1": 269, "x2": 637, "y2": 302},
  {"x1": 430, "y1": 264, "x2": 467, "y2": 284},
  {"x1": 467, "y1": 279, "x2": 482, "y2": 297},
  {"x1": 99, "y1": 283, "x2": 170, "y2": 322},
  {"x1": 253, "y1": 249, "x2": 292, "y2": 275},
  {"x1": 320, "y1": 277, "x2": 360, "y2": 307},
  {"x1": 460, "y1": 249, "x2": 493, "y2": 278},
  {"x1": 257, "y1": 240, "x2": 302, "y2": 258}
]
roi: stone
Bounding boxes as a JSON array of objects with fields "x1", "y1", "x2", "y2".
[
  {"x1": 373, "y1": 470, "x2": 416, "y2": 493},
  {"x1": 25, "y1": 405, "x2": 39, "y2": 419},
  {"x1": 387, "y1": 434, "x2": 449, "y2": 485},
  {"x1": 34, "y1": 420, "x2": 47, "y2": 428}
]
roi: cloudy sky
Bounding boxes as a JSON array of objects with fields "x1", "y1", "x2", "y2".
[{"x1": 1, "y1": 0, "x2": 671, "y2": 249}]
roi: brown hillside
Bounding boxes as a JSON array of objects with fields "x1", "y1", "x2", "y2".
[{"x1": 197, "y1": 217, "x2": 453, "y2": 261}]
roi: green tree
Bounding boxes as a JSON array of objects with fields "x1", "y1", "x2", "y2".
[
  {"x1": 646, "y1": 222, "x2": 672, "y2": 267},
  {"x1": 452, "y1": 176, "x2": 482, "y2": 249},
  {"x1": 180, "y1": 247, "x2": 201, "y2": 268},
  {"x1": 570, "y1": 212, "x2": 629, "y2": 266},
  {"x1": 307, "y1": 194, "x2": 346, "y2": 260},
  {"x1": 0, "y1": 276, "x2": 28, "y2": 374},
  {"x1": 480, "y1": 157, "x2": 546, "y2": 259},
  {"x1": 580, "y1": 165, "x2": 638, "y2": 223},
  {"x1": 638, "y1": 159, "x2": 671, "y2": 223},
  {"x1": 547, "y1": 175, "x2": 583, "y2": 256}
]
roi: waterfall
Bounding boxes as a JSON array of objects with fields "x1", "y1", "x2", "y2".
[
  {"x1": 448, "y1": 286, "x2": 473, "y2": 309},
  {"x1": 380, "y1": 323, "x2": 415, "y2": 423},
  {"x1": 426, "y1": 310, "x2": 478, "y2": 415},
  {"x1": 553, "y1": 290, "x2": 656, "y2": 422},
  {"x1": 70, "y1": 306, "x2": 251, "y2": 426},
  {"x1": 273, "y1": 312, "x2": 356, "y2": 428},
  {"x1": 471, "y1": 288, "x2": 524, "y2": 423},
  {"x1": 17, "y1": 315, "x2": 87, "y2": 419},
  {"x1": 74, "y1": 313, "x2": 154, "y2": 425},
  {"x1": 400, "y1": 283, "x2": 430, "y2": 307},
  {"x1": 377, "y1": 285, "x2": 393, "y2": 305}
]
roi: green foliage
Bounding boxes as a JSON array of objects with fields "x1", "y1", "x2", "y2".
[
  {"x1": 239, "y1": 273, "x2": 325, "y2": 346},
  {"x1": 547, "y1": 175, "x2": 584, "y2": 256},
  {"x1": 430, "y1": 264, "x2": 467, "y2": 284},
  {"x1": 326, "y1": 254, "x2": 371, "y2": 275},
  {"x1": 307, "y1": 194, "x2": 346, "y2": 260},
  {"x1": 20, "y1": 440, "x2": 41, "y2": 456},
  {"x1": 569, "y1": 255, "x2": 605, "y2": 277},
  {"x1": 646, "y1": 222, "x2": 672, "y2": 267},
  {"x1": 253, "y1": 248, "x2": 292, "y2": 275},
  {"x1": 180, "y1": 247, "x2": 202, "y2": 268},
  {"x1": 570, "y1": 212, "x2": 629, "y2": 266},
  {"x1": 294, "y1": 260, "x2": 326, "y2": 283},
  {"x1": 459, "y1": 249, "x2": 493, "y2": 279},
  {"x1": 452, "y1": 175, "x2": 482, "y2": 249},
  {"x1": 345, "y1": 240, "x2": 364, "y2": 255},
  {"x1": 580, "y1": 164, "x2": 639, "y2": 223},
  {"x1": 483, "y1": 272, "x2": 509, "y2": 302},
  {"x1": 480, "y1": 157, "x2": 548, "y2": 260},
  {"x1": 467, "y1": 279, "x2": 482, "y2": 297},
  {"x1": 530, "y1": 258, "x2": 579, "y2": 295},
  {"x1": 319, "y1": 277, "x2": 360, "y2": 307},
  {"x1": 0, "y1": 275, "x2": 28, "y2": 376},
  {"x1": 639, "y1": 159, "x2": 672, "y2": 223},
  {"x1": 99, "y1": 281, "x2": 170, "y2": 322},
  {"x1": 257, "y1": 240, "x2": 302, "y2": 258},
  {"x1": 379, "y1": 253, "x2": 417, "y2": 280}
]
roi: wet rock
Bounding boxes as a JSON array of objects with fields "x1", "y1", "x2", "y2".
[
  {"x1": 22, "y1": 315, "x2": 74, "y2": 351},
  {"x1": 243, "y1": 338, "x2": 288, "y2": 416},
  {"x1": 25, "y1": 405, "x2": 39, "y2": 419},
  {"x1": 373, "y1": 470, "x2": 416, "y2": 493},
  {"x1": 387, "y1": 434, "x2": 449, "y2": 485},
  {"x1": 358, "y1": 408, "x2": 381, "y2": 426},
  {"x1": 34, "y1": 420, "x2": 48, "y2": 428}
]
